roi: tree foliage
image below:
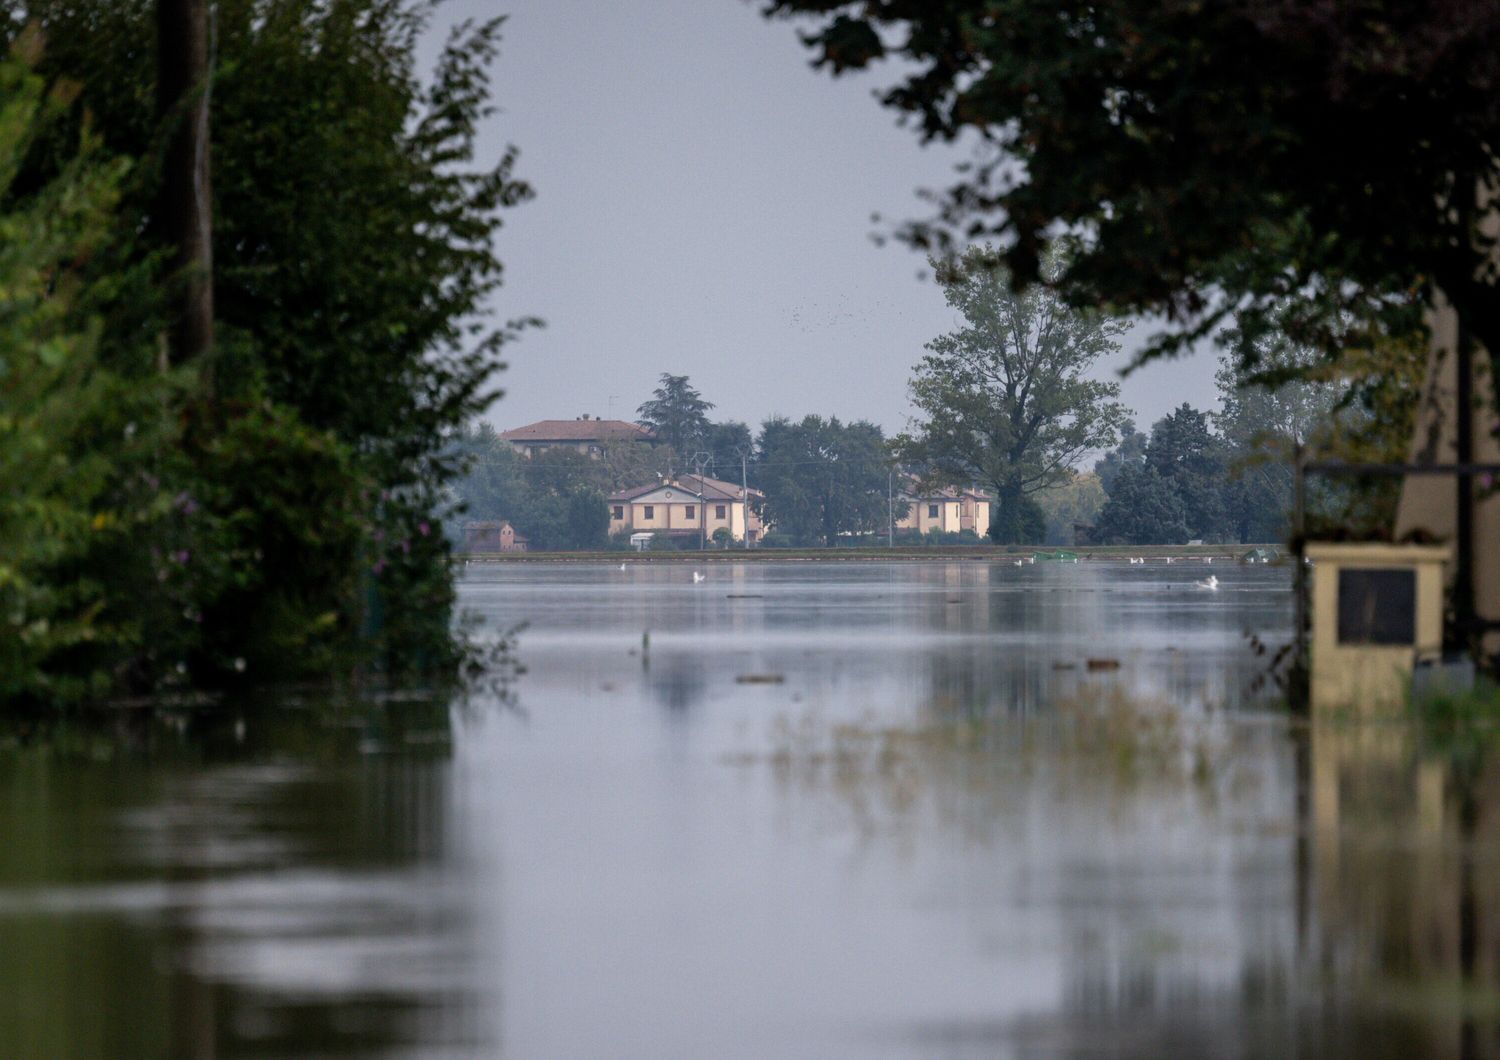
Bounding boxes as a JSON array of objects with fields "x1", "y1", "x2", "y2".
[
  {"x1": 636, "y1": 373, "x2": 713, "y2": 457},
  {"x1": 1094, "y1": 421, "x2": 1147, "y2": 495},
  {"x1": 0, "y1": 46, "x2": 170, "y2": 702},
  {"x1": 1034, "y1": 472, "x2": 1107, "y2": 546},
  {"x1": 1144, "y1": 404, "x2": 1231, "y2": 542},
  {"x1": 1094, "y1": 464, "x2": 1191, "y2": 546},
  {"x1": 449, "y1": 425, "x2": 609, "y2": 551},
  {"x1": 0, "y1": 2, "x2": 531, "y2": 698},
  {"x1": 764, "y1": 0, "x2": 1488, "y2": 385},
  {"x1": 756, "y1": 415, "x2": 889, "y2": 546},
  {"x1": 704, "y1": 420, "x2": 753, "y2": 483},
  {"x1": 896, "y1": 246, "x2": 1128, "y2": 543}
]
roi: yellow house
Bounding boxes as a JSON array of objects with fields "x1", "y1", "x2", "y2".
[
  {"x1": 609, "y1": 475, "x2": 766, "y2": 545},
  {"x1": 895, "y1": 485, "x2": 991, "y2": 538}
]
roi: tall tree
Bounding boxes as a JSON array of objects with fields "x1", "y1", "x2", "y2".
[
  {"x1": 4, "y1": 1, "x2": 533, "y2": 689},
  {"x1": 0, "y1": 42, "x2": 177, "y2": 702},
  {"x1": 1214, "y1": 348, "x2": 1339, "y2": 543},
  {"x1": 756, "y1": 415, "x2": 888, "y2": 547},
  {"x1": 896, "y1": 247, "x2": 1128, "y2": 544},
  {"x1": 636, "y1": 373, "x2": 713, "y2": 458},
  {"x1": 155, "y1": 0, "x2": 214, "y2": 374},
  {"x1": 703, "y1": 420, "x2": 752, "y2": 483},
  {"x1": 1094, "y1": 464, "x2": 1191, "y2": 546},
  {"x1": 1145, "y1": 404, "x2": 1230, "y2": 542},
  {"x1": 1093, "y1": 421, "x2": 1147, "y2": 495}
]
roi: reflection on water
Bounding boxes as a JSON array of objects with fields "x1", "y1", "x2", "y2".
[
  {"x1": 3, "y1": 561, "x2": 1500, "y2": 1057},
  {"x1": 0, "y1": 702, "x2": 480, "y2": 1057}
]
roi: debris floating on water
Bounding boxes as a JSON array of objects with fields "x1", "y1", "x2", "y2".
[{"x1": 736, "y1": 673, "x2": 785, "y2": 685}]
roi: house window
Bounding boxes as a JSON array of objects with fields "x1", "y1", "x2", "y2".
[
  {"x1": 644, "y1": 505, "x2": 654, "y2": 519},
  {"x1": 928, "y1": 504, "x2": 939, "y2": 518},
  {"x1": 685, "y1": 505, "x2": 696, "y2": 519},
  {"x1": 716, "y1": 505, "x2": 726, "y2": 519},
  {"x1": 612, "y1": 505, "x2": 624, "y2": 519}
]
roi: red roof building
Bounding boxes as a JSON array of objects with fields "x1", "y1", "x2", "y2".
[{"x1": 499, "y1": 417, "x2": 657, "y2": 458}]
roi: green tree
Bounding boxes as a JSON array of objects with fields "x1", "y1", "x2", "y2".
[
  {"x1": 562, "y1": 488, "x2": 608, "y2": 551},
  {"x1": 704, "y1": 420, "x2": 753, "y2": 483},
  {"x1": 896, "y1": 247, "x2": 1128, "y2": 544},
  {"x1": 763, "y1": 2, "x2": 1482, "y2": 385},
  {"x1": 1214, "y1": 347, "x2": 1340, "y2": 543},
  {"x1": 756, "y1": 415, "x2": 889, "y2": 546},
  {"x1": 1094, "y1": 465, "x2": 1190, "y2": 546},
  {"x1": 6, "y1": 1, "x2": 534, "y2": 689},
  {"x1": 1034, "y1": 472, "x2": 1108, "y2": 546},
  {"x1": 1145, "y1": 404, "x2": 1230, "y2": 542},
  {"x1": 450, "y1": 423, "x2": 528, "y2": 521},
  {"x1": 598, "y1": 440, "x2": 668, "y2": 493},
  {"x1": 1093, "y1": 421, "x2": 1147, "y2": 495},
  {"x1": 0, "y1": 43, "x2": 175, "y2": 703},
  {"x1": 637, "y1": 373, "x2": 713, "y2": 456}
]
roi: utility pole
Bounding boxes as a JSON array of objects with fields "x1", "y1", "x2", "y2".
[
  {"x1": 157, "y1": 0, "x2": 215, "y2": 384},
  {"x1": 692, "y1": 451, "x2": 711, "y2": 549},
  {"x1": 736, "y1": 445, "x2": 751, "y2": 549},
  {"x1": 888, "y1": 468, "x2": 895, "y2": 548},
  {"x1": 1291, "y1": 440, "x2": 1308, "y2": 713}
]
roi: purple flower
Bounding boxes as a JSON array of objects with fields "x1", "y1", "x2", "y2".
[
  {"x1": 418, "y1": 521, "x2": 430, "y2": 537},
  {"x1": 172, "y1": 550, "x2": 190, "y2": 565},
  {"x1": 372, "y1": 560, "x2": 385, "y2": 575}
]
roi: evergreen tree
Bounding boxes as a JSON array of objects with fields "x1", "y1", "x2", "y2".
[
  {"x1": 636, "y1": 373, "x2": 713, "y2": 457},
  {"x1": 1145, "y1": 404, "x2": 1230, "y2": 541},
  {"x1": 1094, "y1": 465, "x2": 1191, "y2": 546}
]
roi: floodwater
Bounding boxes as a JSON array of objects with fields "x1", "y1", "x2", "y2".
[{"x1": 2, "y1": 560, "x2": 1499, "y2": 1058}]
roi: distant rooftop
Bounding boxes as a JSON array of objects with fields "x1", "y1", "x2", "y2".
[
  {"x1": 609, "y1": 474, "x2": 764, "y2": 503},
  {"x1": 500, "y1": 418, "x2": 657, "y2": 444},
  {"x1": 899, "y1": 479, "x2": 990, "y2": 501}
]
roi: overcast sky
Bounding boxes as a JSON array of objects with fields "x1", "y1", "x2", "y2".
[{"x1": 441, "y1": 0, "x2": 1220, "y2": 441}]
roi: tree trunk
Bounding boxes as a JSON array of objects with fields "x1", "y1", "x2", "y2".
[
  {"x1": 991, "y1": 482, "x2": 1025, "y2": 544},
  {"x1": 157, "y1": 0, "x2": 214, "y2": 381}
]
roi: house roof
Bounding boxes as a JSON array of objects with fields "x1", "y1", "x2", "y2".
[
  {"x1": 500, "y1": 418, "x2": 656, "y2": 444},
  {"x1": 678, "y1": 473, "x2": 764, "y2": 501},
  {"x1": 608, "y1": 475, "x2": 765, "y2": 503},
  {"x1": 897, "y1": 476, "x2": 989, "y2": 501}
]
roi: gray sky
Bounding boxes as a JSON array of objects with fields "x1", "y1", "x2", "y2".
[{"x1": 445, "y1": 0, "x2": 1219, "y2": 442}]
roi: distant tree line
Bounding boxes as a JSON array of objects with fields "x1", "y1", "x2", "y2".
[
  {"x1": 455, "y1": 250, "x2": 1425, "y2": 554},
  {"x1": 452, "y1": 374, "x2": 901, "y2": 550}
]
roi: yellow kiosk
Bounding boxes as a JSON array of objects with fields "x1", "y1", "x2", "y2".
[{"x1": 1306, "y1": 542, "x2": 1449, "y2": 713}]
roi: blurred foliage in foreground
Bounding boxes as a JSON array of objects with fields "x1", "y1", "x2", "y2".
[{"x1": 0, "y1": 3, "x2": 530, "y2": 707}]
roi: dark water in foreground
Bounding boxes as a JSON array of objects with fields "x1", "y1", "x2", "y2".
[{"x1": 3, "y1": 560, "x2": 1499, "y2": 1057}]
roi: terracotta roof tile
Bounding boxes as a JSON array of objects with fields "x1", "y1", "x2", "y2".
[{"x1": 500, "y1": 419, "x2": 656, "y2": 443}]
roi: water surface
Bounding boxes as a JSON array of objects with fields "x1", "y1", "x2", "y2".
[{"x1": 3, "y1": 560, "x2": 1497, "y2": 1057}]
